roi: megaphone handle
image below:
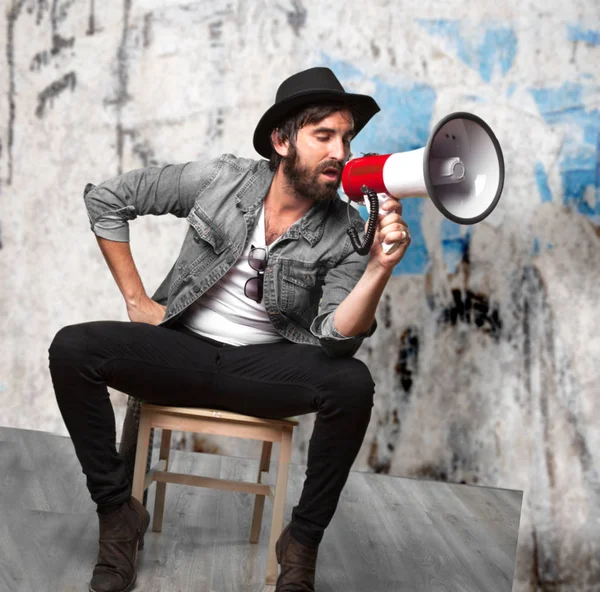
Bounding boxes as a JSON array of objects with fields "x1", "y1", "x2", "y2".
[{"x1": 363, "y1": 194, "x2": 401, "y2": 255}]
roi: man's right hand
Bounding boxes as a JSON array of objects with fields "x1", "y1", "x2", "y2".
[{"x1": 126, "y1": 295, "x2": 167, "y2": 326}]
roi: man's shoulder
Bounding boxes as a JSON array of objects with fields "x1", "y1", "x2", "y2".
[{"x1": 209, "y1": 153, "x2": 268, "y2": 174}]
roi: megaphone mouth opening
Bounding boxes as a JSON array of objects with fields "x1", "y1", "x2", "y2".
[{"x1": 424, "y1": 112, "x2": 505, "y2": 225}]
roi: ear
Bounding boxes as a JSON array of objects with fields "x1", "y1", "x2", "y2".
[{"x1": 270, "y1": 129, "x2": 290, "y2": 158}]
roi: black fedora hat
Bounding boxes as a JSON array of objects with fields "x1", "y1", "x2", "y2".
[{"x1": 253, "y1": 67, "x2": 380, "y2": 159}]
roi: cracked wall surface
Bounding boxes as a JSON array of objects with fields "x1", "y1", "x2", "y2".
[{"x1": 1, "y1": 1, "x2": 599, "y2": 590}]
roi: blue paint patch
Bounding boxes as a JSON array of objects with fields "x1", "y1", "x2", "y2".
[
  {"x1": 568, "y1": 25, "x2": 600, "y2": 45},
  {"x1": 392, "y1": 199, "x2": 429, "y2": 275},
  {"x1": 440, "y1": 218, "x2": 472, "y2": 273},
  {"x1": 320, "y1": 54, "x2": 435, "y2": 274},
  {"x1": 318, "y1": 54, "x2": 436, "y2": 155},
  {"x1": 535, "y1": 162, "x2": 552, "y2": 203},
  {"x1": 530, "y1": 82, "x2": 600, "y2": 224},
  {"x1": 463, "y1": 94, "x2": 484, "y2": 103},
  {"x1": 532, "y1": 237, "x2": 540, "y2": 256},
  {"x1": 355, "y1": 199, "x2": 429, "y2": 276},
  {"x1": 417, "y1": 19, "x2": 518, "y2": 82}
]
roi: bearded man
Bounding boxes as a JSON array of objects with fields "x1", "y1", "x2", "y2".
[{"x1": 48, "y1": 66, "x2": 411, "y2": 592}]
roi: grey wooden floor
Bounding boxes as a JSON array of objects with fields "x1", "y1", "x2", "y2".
[{"x1": 0, "y1": 427, "x2": 522, "y2": 592}]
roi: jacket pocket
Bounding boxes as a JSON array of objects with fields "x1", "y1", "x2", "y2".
[
  {"x1": 279, "y1": 260, "x2": 326, "y2": 324},
  {"x1": 186, "y1": 206, "x2": 229, "y2": 255}
]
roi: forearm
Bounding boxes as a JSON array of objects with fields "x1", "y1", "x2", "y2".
[
  {"x1": 96, "y1": 236, "x2": 147, "y2": 305},
  {"x1": 333, "y1": 260, "x2": 392, "y2": 337}
]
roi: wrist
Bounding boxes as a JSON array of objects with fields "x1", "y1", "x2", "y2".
[
  {"x1": 366, "y1": 258, "x2": 394, "y2": 281},
  {"x1": 125, "y1": 290, "x2": 147, "y2": 308}
]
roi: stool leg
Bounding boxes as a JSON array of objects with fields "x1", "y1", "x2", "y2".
[
  {"x1": 250, "y1": 441, "x2": 273, "y2": 543},
  {"x1": 153, "y1": 429, "x2": 172, "y2": 532},
  {"x1": 143, "y1": 427, "x2": 154, "y2": 507},
  {"x1": 132, "y1": 411, "x2": 152, "y2": 504},
  {"x1": 266, "y1": 427, "x2": 292, "y2": 586}
]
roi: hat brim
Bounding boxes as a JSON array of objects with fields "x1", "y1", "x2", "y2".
[{"x1": 253, "y1": 90, "x2": 380, "y2": 159}]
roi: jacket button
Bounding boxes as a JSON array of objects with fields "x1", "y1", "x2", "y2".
[
  {"x1": 193, "y1": 286, "x2": 201, "y2": 293},
  {"x1": 194, "y1": 236, "x2": 201, "y2": 243}
]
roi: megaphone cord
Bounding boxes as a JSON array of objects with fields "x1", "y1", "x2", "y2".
[{"x1": 346, "y1": 186, "x2": 379, "y2": 256}]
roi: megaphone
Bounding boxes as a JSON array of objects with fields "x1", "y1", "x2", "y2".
[{"x1": 341, "y1": 112, "x2": 505, "y2": 255}]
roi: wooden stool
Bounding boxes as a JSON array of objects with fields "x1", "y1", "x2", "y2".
[{"x1": 131, "y1": 403, "x2": 299, "y2": 586}]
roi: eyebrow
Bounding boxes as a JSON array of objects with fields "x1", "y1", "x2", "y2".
[{"x1": 312, "y1": 126, "x2": 355, "y2": 139}]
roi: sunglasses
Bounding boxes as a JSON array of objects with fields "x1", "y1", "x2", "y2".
[{"x1": 245, "y1": 245, "x2": 268, "y2": 303}]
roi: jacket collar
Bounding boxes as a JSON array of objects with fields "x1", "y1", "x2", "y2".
[{"x1": 236, "y1": 160, "x2": 332, "y2": 247}]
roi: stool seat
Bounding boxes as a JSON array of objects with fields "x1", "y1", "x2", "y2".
[
  {"x1": 142, "y1": 403, "x2": 299, "y2": 426},
  {"x1": 130, "y1": 401, "x2": 298, "y2": 586}
]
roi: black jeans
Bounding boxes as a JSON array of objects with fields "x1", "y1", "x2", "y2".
[{"x1": 47, "y1": 320, "x2": 375, "y2": 547}]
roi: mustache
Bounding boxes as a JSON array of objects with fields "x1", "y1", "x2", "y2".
[{"x1": 316, "y1": 161, "x2": 343, "y2": 174}]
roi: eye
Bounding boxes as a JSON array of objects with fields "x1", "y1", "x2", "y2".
[{"x1": 317, "y1": 136, "x2": 329, "y2": 142}]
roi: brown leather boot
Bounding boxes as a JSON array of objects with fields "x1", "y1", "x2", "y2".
[
  {"x1": 275, "y1": 522, "x2": 319, "y2": 591},
  {"x1": 89, "y1": 496, "x2": 150, "y2": 592}
]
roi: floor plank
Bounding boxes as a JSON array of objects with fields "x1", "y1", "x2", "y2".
[{"x1": 0, "y1": 426, "x2": 522, "y2": 592}]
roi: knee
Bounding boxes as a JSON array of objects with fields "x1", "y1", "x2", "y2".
[
  {"x1": 322, "y1": 358, "x2": 375, "y2": 411},
  {"x1": 48, "y1": 323, "x2": 94, "y2": 365}
]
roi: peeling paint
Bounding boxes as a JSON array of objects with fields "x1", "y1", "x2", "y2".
[
  {"x1": 568, "y1": 24, "x2": 600, "y2": 45},
  {"x1": 35, "y1": 71, "x2": 77, "y2": 118},
  {"x1": 530, "y1": 82, "x2": 600, "y2": 224},
  {"x1": 417, "y1": 19, "x2": 518, "y2": 82}
]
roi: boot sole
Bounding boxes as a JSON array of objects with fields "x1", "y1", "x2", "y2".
[{"x1": 89, "y1": 507, "x2": 151, "y2": 592}]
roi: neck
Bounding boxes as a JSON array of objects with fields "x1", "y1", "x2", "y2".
[{"x1": 264, "y1": 166, "x2": 315, "y2": 220}]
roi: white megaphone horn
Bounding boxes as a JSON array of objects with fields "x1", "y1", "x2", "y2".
[{"x1": 341, "y1": 112, "x2": 505, "y2": 255}]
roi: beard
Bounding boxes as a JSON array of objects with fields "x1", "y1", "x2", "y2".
[{"x1": 281, "y1": 145, "x2": 343, "y2": 203}]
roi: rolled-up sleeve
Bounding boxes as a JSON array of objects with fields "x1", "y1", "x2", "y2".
[
  {"x1": 83, "y1": 156, "x2": 221, "y2": 242},
  {"x1": 310, "y1": 244, "x2": 377, "y2": 358}
]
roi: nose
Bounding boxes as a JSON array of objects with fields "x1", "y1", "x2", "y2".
[{"x1": 329, "y1": 137, "x2": 347, "y2": 162}]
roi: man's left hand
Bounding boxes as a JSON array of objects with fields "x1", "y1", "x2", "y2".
[{"x1": 365, "y1": 198, "x2": 411, "y2": 273}]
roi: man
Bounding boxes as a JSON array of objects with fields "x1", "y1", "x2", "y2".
[{"x1": 48, "y1": 67, "x2": 411, "y2": 592}]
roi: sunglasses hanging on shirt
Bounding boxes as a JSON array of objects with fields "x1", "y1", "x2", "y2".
[{"x1": 245, "y1": 245, "x2": 268, "y2": 303}]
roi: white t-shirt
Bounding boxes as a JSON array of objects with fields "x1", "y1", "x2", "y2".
[{"x1": 180, "y1": 206, "x2": 286, "y2": 346}]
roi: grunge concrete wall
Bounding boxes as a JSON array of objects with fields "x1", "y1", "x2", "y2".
[{"x1": 1, "y1": 1, "x2": 599, "y2": 590}]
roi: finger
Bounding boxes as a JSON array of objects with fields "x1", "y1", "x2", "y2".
[
  {"x1": 381, "y1": 198, "x2": 402, "y2": 213},
  {"x1": 380, "y1": 213, "x2": 406, "y2": 228},
  {"x1": 382, "y1": 228, "x2": 410, "y2": 244},
  {"x1": 381, "y1": 222, "x2": 408, "y2": 235}
]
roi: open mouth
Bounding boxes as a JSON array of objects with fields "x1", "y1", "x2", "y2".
[{"x1": 321, "y1": 168, "x2": 340, "y2": 180}]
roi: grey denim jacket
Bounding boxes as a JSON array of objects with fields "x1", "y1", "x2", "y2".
[{"x1": 83, "y1": 153, "x2": 377, "y2": 357}]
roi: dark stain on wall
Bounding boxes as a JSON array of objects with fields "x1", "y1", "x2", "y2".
[
  {"x1": 30, "y1": 34, "x2": 75, "y2": 71},
  {"x1": 438, "y1": 289, "x2": 503, "y2": 341},
  {"x1": 142, "y1": 12, "x2": 153, "y2": 47},
  {"x1": 367, "y1": 408, "x2": 401, "y2": 475},
  {"x1": 412, "y1": 462, "x2": 448, "y2": 481},
  {"x1": 35, "y1": 71, "x2": 77, "y2": 118},
  {"x1": 286, "y1": 0, "x2": 307, "y2": 36},
  {"x1": 394, "y1": 326, "x2": 419, "y2": 397},
  {"x1": 381, "y1": 293, "x2": 392, "y2": 328},
  {"x1": 5, "y1": 1, "x2": 27, "y2": 187},
  {"x1": 86, "y1": 0, "x2": 96, "y2": 35},
  {"x1": 367, "y1": 439, "x2": 390, "y2": 474},
  {"x1": 121, "y1": 128, "x2": 164, "y2": 168},
  {"x1": 207, "y1": 107, "x2": 226, "y2": 143},
  {"x1": 209, "y1": 19, "x2": 223, "y2": 47},
  {"x1": 111, "y1": 0, "x2": 133, "y2": 175}
]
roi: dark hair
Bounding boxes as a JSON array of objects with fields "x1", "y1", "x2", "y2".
[{"x1": 268, "y1": 102, "x2": 356, "y2": 171}]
